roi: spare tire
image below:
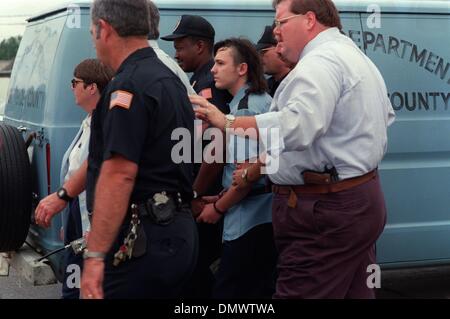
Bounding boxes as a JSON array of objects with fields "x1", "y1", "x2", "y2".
[{"x1": 0, "y1": 123, "x2": 32, "y2": 252}]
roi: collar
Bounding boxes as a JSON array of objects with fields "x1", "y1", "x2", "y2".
[
  {"x1": 148, "y1": 40, "x2": 160, "y2": 49},
  {"x1": 229, "y1": 84, "x2": 249, "y2": 112},
  {"x1": 116, "y1": 47, "x2": 157, "y2": 74},
  {"x1": 299, "y1": 27, "x2": 341, "y2": 60}
]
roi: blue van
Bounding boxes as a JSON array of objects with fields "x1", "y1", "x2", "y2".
[{"x1": 0, "y1": 0, "x2": 449, "y2": 280}]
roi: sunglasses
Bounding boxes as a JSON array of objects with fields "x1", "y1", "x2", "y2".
[{"x1": 71, "y1": 79, "x2": 84, "y2": 88}]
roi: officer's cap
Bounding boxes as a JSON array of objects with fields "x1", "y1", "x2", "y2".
[
  {"x1": 161, "y1": 15, "x2": 215, "y2": 41},
  {"x1": 255, "y1": 25, "x2": 277, "y2": 51}
]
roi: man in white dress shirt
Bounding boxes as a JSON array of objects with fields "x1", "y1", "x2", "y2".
[{"x1": 191, "y1": 0, "x2": 395, "y2": 298}]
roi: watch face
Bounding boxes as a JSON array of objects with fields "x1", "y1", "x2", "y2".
[
  {"x1": 58, "y1": 189, "x2": 65, "y2": 197},
  {"x1": 226, "y1": 114, "x2": 236, "y2": 120}
]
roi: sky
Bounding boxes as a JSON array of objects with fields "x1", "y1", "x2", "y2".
[{"x1": 0, "y1": 0, "x2": 71, "y2": 41}]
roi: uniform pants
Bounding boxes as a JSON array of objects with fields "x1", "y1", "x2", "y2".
[
  {"x1": 102, "y1": 208, "x2": 198, "y2": 299},
  {"x1": 62, "y1": 198, "x2": 83, "y2": 299},
  {"x1": 272, "y1": 173, "x2": 387, "y2": 299},
  {"x1": 181, "y1": 221, "x2": 223, "y2": 298},
  {"x1": 213, "y1": 223, "x2": 277, "y2": 299}
]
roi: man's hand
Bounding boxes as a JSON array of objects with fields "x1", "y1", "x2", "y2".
[
  {"x1": 35, "y1": 193, "x2": 68, "y2": 228},
  {"x1": 191, "y1": 198, "x2": 206, "y2": 218},
  {"x1": 196, "y1": 203, "x2": 222, "y2": 224},
  {"x1": 190, "y1": 95, "x2": 226, "y2": 130},
  {"x1": 81, "y1": 258, "x2": 105, "y2": 299}
]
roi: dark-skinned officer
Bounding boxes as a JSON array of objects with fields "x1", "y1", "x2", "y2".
[{"x1": 162, "y1": 14, "x2": 231, "y2": 298}]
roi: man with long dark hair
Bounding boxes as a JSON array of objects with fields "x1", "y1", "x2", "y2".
[{"x1": 193, "y1": 38, "x2": 276, "y2": 298}]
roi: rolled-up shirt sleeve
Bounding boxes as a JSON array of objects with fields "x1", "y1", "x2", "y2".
[{"x1": 256, "y1": 54, "x2": 342, "y2": 154}]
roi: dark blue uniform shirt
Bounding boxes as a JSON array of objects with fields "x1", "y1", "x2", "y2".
[{"x1": 86, "y1": 47, "x2": 195, "y2": 212}]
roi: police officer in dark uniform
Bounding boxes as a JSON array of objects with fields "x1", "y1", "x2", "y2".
[
  {"x1": 162, "y1": 14, "x2": 231, "y2": 298},
  {"x1": 256, "y1": 25, "x2": 291, "y2": 97},
  {"x1": 161, "y1": 15, "x2": 232, "y2": 114},
  {"x1": 81, "y1": 0, "x2": 197, "y2": 299}
]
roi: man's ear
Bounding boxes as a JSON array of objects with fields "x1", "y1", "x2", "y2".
[
  {"x1": 195, "y1": 40, "x2": 206, "y2": 55},
  {"x1": 238, "y1": 63, "x2": 248, "y2": 77},
  {"x1": 305, "y1": 11, "x2": 317, "y2": 30},
  {"x1": 98, "y1": 19, "x2": 114, "y2": 40}
]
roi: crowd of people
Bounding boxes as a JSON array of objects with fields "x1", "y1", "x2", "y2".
[{"x1": 34, "y1": 0, "x2": 394, "y2": 299}]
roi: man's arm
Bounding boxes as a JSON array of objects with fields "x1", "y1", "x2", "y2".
[
  {"x1": 190, "y1": 95, "x2": 259, "y2": 138},
  {"x1": 87, "y1": 154, "x2": 137, "y2": 254}
]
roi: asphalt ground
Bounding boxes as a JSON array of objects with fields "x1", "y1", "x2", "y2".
[
  {"x1": 0, "y1": 264, "x2": 61, "y2": 299},
  {"x1": 2, "y1": 263, "x2": 450, "y2": 299}
]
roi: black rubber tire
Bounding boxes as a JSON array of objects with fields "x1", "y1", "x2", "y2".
[{"x1": 0, "y1": 123, "x2": 32, "y2": 252}]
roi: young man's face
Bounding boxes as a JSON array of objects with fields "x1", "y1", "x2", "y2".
[
  {"x1": 211, "y1": 47, "x2": 241, "y2": 92},
  {"x1": 174, "y1": 37, "x2": 199, "y2": 72}
]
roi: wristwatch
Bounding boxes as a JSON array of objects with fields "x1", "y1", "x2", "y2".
[
  {"x1": 83, "y1": 250, "x2": 106, "y2": 260},
  {"x1": 56, "y1": 187, "x2": 73, "y2": 202},
  {"x1": 224, "y1": 114, "x2": 236, "y2": 131}
]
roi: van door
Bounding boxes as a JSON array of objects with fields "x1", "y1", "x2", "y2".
[{"x1": 359, "y1": 3, "x2": 450, "y2": 266}]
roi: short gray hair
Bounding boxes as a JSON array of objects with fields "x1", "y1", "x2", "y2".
[
  {"x1": 147, "y1": 0, "x2": 160, "y2": 40},
  {"x1": 91, "y1": 0, "x2": 150, "y2": 37}
]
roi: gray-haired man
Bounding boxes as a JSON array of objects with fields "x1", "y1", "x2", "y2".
[{"x1": 81, "y1": 0, "x2": 198, "y2": 299}]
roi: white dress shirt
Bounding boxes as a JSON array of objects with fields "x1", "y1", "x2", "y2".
[
  {"x1": 62, "y1": 114, "x2": 91, "y2": 234},
  {"x1": 256, "y1": 27, "x2": 395, "y2": 185}
]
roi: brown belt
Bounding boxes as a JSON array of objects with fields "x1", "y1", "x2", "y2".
[{"x1": 272, "y1": 170, "x2": 377, "y2": 195}]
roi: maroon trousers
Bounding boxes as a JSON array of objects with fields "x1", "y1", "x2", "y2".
[{"x1": 272, "y1": 173, "x2": 386, "y2": 299}]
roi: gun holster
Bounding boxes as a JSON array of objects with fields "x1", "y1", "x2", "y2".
[
  {"x1": 139, "y1": 192, "x2": 178, "y2": 226},
  {"x1": 302, "y1": 166, "x2": 339, "y2": 185}
]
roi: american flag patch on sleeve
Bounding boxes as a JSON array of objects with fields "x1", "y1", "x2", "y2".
[{"x1": 109, "y1": 90, "x2": 133, "y2": 110}]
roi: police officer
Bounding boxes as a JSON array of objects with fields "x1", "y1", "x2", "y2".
[
  {"x1": 255, "y1": 25, "x2": 291, "y2": 97},
  {"x1": 161, "y1": 15, "x2": 232, "y2": 114},
  {"x1": 162, "y1": 14, "x2": 231, "y2": 298},
  {"x1": 81, "y1": 0, "x2": 198, "y2": 299}
]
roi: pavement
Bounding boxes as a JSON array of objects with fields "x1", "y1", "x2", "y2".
[
  {"x1": 2, "y1": 250, "x2": 450, "y2": 299},
  {"x1": 0, "y1": 264, "x2": 61, "y2": 299}
]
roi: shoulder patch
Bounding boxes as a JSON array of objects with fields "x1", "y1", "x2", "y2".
[
  {"x1": 110, "y1": 90, "x2": 133, "y2": 110},
  {"x1": 199, "y1": 88, "x2": 212, "y2": 100}
]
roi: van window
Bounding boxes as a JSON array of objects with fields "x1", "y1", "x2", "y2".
[{"x1": 6, "y1": 15, "x2": 65, "y2": 123}]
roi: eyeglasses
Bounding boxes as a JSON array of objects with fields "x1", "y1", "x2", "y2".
[
  {"x1": 274, "y1": 14, "x2": 303, "y2": 28},
  {"x1": 71, "y1": 79, "x2": 84, "y2": 88}
]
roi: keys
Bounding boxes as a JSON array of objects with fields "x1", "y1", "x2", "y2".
[
  {"x1": 113, "y1": 245, "x2": 128, "y2": 266},
  {"x1": 113, "y1": 210, "x2": 140, "y2": 266}
]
